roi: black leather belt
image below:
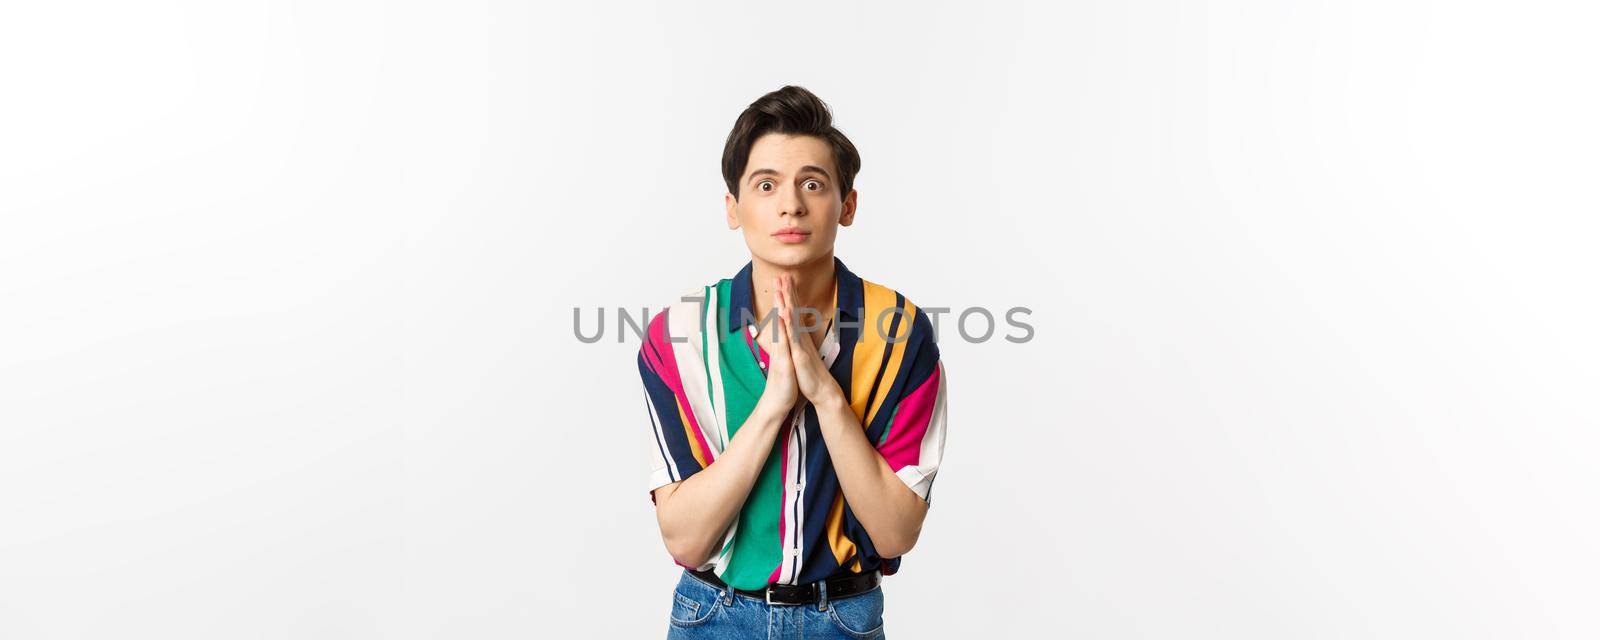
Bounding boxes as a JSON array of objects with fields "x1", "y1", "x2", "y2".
[{"x1": 690, "y1": 568, "x2": 882, "y2": 606}]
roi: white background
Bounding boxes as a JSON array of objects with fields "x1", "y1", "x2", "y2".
[{"x1": 3, "y1": 1, "x2": 1597, "y2": 638}]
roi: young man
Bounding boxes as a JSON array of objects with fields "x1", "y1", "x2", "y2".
[{"x1": 638, "y1": 86, "x2": 949, "y2": 639}]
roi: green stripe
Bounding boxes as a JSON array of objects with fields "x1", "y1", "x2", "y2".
[
  {"x1": 879, "y1": 402, "x2": 900, "y2": 446},
  {"x1": 712, "y1": 278, "x2": 785, "y2": 589}
]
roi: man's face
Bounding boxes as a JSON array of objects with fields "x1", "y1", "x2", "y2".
[{"x1": 726, "y1": 133, "x2": 856, "y2": 268}]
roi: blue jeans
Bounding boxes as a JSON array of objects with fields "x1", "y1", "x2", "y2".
[{"x1": 665, "y1": 568, "x2": 887, "y2": 639}]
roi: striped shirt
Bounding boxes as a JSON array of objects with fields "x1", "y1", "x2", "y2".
[{"x1": 638, "y1": 256, "x2": 949, "y2": 590}]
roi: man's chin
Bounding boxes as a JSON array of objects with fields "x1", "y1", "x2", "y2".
[{"x1": 751, "y1": 245, "x2": 830, "y2": 268}]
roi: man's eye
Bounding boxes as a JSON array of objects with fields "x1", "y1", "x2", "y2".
[
  {"x1": 759, "y1": 181, "x2": 774, "y2": 191},
  {"x1": 804, "y1": 180, "x2": 822, "y2": 190}
]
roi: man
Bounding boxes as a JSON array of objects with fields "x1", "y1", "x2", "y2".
[{"x1": 638, "y1": 85, "x2": 949, "y2": 639}]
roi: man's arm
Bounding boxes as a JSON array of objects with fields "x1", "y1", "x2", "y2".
[
  {"x1": 813, "y1": 396, "x2": 930, "y2": 558},
  {"x1": 651, "y1": 400, "x2": 790, "y2": 568},
  {"x1": 770, "y1": 273, "x2": 943, "y2": 559},
  {"x1": 648, "y1": 276, "x2": 801, "y2": 568}
]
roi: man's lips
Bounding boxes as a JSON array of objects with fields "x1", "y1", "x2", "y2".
[{"x1": 772, "y1": 228, "x2": 812, "y2": 243}]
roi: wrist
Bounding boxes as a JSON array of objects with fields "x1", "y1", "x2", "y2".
[
  {"x1": 753, "y1": 397, "x2": 796, "y2": 426},
  {"x1": 812, "y1": 388, "x2": 848, "y2": 413}
]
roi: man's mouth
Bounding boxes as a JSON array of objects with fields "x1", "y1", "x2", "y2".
[{"x1": 772, "y1": 228, "x2": 812, "y2": 243}]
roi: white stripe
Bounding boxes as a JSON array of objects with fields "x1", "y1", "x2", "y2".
[
  {"x1": 702, "y1": 285, "x2": 729, "y2": 450},
  {"x1": 777, "y1": 410, "x2": 803, "y2": 583},
  {"x1": 667, "y1": 289, "x2": 722, "y2": 463},
  {"x1": 821, "y1": 318, "x2": 841, "y2": 368},
  {"x1": 909, "y1": 361, "x2": 949, "y2": 500},
  {"x1": 711, "y1": 520, "x2": 738, "y2": 575},
  {"x1": 791, "y1": 407, "x2": 808, "y2": 583}
]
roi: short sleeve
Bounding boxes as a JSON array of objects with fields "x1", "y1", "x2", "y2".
[
  {"x1": 872, "y1": 314, "x2": 949, "y2": 505},
  {"x1": 639, "y1": 319, "x2": 708, "y2": 505}
]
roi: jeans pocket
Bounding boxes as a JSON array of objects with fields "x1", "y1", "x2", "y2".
[
  {"x1": 827, "y1": 586, "x2": 885, "y2": 639},
  {"x1": 668, "y1": 572, "x2": 723, "y2": 628}
]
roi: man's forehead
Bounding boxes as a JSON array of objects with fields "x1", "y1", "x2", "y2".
[{"x1": 744, "y1": 134, "x2": 836, "y2": 177}]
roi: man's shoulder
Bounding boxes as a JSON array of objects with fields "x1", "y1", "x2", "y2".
[
  {"x1": 853, "y1": 276, "x2": 939, "y2": 346},
  {"x1": 858, "y1": 276, "x2": 917, "y2": 304},
  {"x1": 856, "y1": 275, "x2": 932, "y2": 315},
  {"x1": 650, "y1": 284, "x2": 713, "y2": 317},
  {"x1": 642, "y1": 281, "x2": 724, "y2": 340}
]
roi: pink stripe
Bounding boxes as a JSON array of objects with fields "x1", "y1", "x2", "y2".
[
  {"x1": 877, "y1": 364, "x2": 941, "y2": 471},
  {"x1": 768, "y1": 418, "x2": 790, "y2": 584},
  {"x1": 647, "y1": 310, "x2": 715, "y2": 465}
]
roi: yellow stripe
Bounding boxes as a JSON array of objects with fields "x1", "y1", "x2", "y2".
[
  {"x1": 851, "y1": 280, "x2": 917, "y2": 427},
  {"x1": 825, "y1": 488, "x2": 858, "y2": 567},
  {"x1": 870, "y1": 297, "x2": 915, "y2": 426},
  {"x1": 849, "y1": 282, "x2": 894, "y2": 422},
  {"x1": 677, "y1": 399, "x2": 708, "y2": 468}
]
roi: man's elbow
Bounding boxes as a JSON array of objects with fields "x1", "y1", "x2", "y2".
[
  {"x1": 661, "y1": 532, "x2": 714, "y2": 569},
  {"x1": 668, "y1": 545, "x2": 711, "y2": 569},
  {"x1": 876, "y1": 511, "x2": 927, "y2": 557},
  {"x1": 875, "y1": 531, "x2": 921, "y2": 559}
]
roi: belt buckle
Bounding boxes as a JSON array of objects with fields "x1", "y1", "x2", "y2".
[{"x1": 764, "y1": 586, "x2": 797, "y2": 606}]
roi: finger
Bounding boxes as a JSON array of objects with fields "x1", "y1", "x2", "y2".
[
  {"x1": 774, "y1": 311, "x2": 793, "y2": 360},
  {"x1": 768, "y1": 276, "x2": 780, "y2": 345},
  {"x1": 771, "y1": 277, "x2": 792, "y2": 356},
  {"x1": 783, "y1": 275, "x2": 804, "y2": 347}
]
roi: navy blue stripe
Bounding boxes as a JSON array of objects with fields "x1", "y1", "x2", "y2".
[
  {"x1": 638, "y1": 347, "x2": 703, "y2": 480},
  {"x1": 640, "y1": 352, "x2": 675, "y2": 482},
  {"x1": 867, "y1": 306, "x2": 940, "y2": 441}
]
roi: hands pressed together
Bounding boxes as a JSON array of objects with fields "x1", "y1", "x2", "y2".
[{"x1": 756, "y1": 274, "x2": 846, "y2": 417}]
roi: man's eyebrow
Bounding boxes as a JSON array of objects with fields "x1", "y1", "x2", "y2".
[
  {"x1": 797, "y1": 165, "x2": 833, "y2": 180},
  {"x1": 746, "y1": 166, "x2": 834, "y2": 184}
]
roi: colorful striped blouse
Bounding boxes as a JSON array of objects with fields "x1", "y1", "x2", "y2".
[{"x1": 638, "y1": 256, "x2": 949, "y2": 591}]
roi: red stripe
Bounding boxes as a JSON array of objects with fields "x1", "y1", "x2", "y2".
[
  {"x1": 877, "y1": 363, "x2": 941, "y2": 471},
  {"x1": 647, "y1": 309, "x2": 716, "y2": 465}
]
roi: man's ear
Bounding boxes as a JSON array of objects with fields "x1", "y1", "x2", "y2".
[
  {"x1": 725, "y1": 193, "x2": 740, "y2": 229},
  {"x1": 839, "y1": 189, "x2": 858, "y2": 227}
]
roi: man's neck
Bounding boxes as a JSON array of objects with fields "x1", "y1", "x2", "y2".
[{"x1": 750, "y1": 252, "x2": 837, "y2": 337}]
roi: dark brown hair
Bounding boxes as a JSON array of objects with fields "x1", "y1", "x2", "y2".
[{"x1": 721, "y1": 85, "x2": 861, "y2": 202}]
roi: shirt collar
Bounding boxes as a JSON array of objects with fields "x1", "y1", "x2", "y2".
[{"x1": 727, "y1": 255, "x2": 861, "y2": 334}]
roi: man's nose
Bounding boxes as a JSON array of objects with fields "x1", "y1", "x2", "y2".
[{"x1": 778, "y1": 184, "x2": 806, "y2": 217}]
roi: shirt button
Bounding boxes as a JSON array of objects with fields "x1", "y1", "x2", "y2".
[
  {"x1": 789, "y1": 483, "x2": 803, "y2": 492},
  {"x1": 786, "y1": 548, "x2": 801, "y2": 557},
  {"x1": 759, "y1": 361, "x2": 767, "y2": 369}
]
